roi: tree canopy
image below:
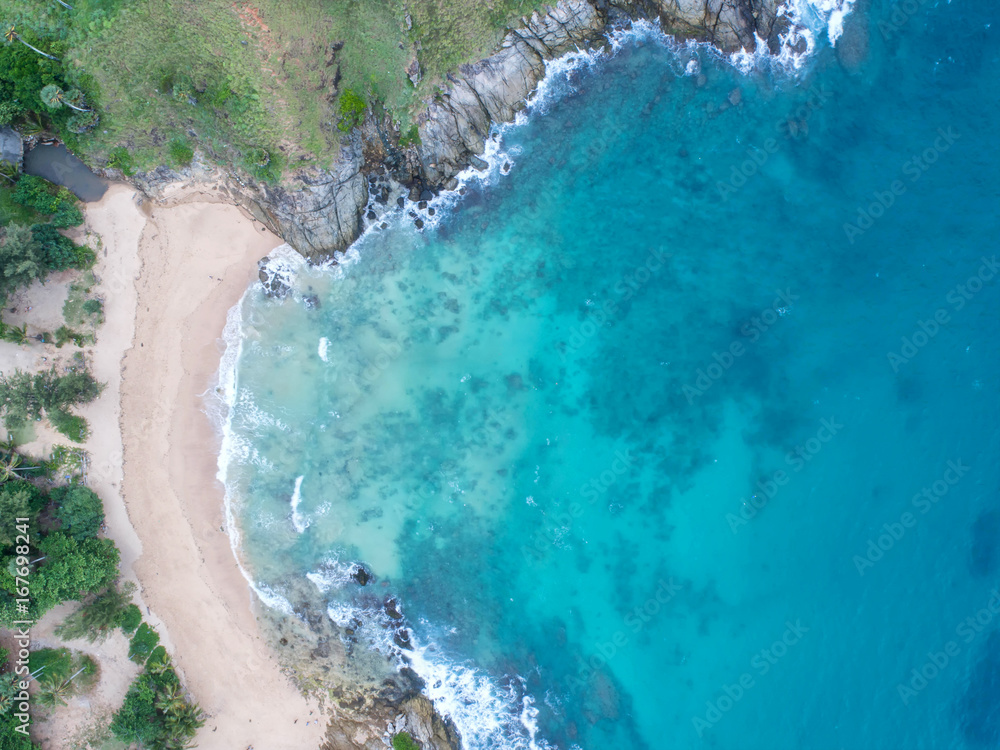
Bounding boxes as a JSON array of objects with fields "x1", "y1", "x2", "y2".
[{"x1": 51, "y1": 484, "x2": 104, "y2": 540}]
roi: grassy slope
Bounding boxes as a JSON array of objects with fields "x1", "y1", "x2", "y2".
[{"x1": 0, "y1": 0, "x2": 545, "y2": 177}]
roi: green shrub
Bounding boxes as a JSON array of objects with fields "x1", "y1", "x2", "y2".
[
  {"x1": 48, "y1": 409, "x2": 88, "y2": 443},
  {"x1": 110, "y1": 672, "x2": 160, "y2": 746},
  {"x1": 107, "y1": 147, "x2": 136, "y2": 176},
  {"x1": 72, "y1": 243, "x2": 95, "y2": 268},
  {"x1": 12, "y1": 177, "x2": 82, "y2": 229},
  {"x1": 128, "y1": 623, "x2": 160, "y2": 664},
  {"x1": 50, "y1": 202, "x2": 83, "y2": 229},
  {"x1": 0, "y1": 713, "x2": 36, "y2": 750},
  {"x1": 399, "y1": 124, "x2": 421, "y2": 148},
  {"x1": 118, "y1": 604, "x2": 141, "y2": 635},
  {"x1": 392, "y1": 732, "x2": 421, "y2": 750},
  {"x1": 21, "y1": 534, "x2": 120, "y2": 621},
  {"x1": 67, "y1": 111, "x2": 99, "y2": 134},
  {"x1": 56, "y1": 583, "x2": 135, "y2": 642},
  {"x1": 0, "y1": 102, "x2": 23, "y2": 128},
  {"x1": 145, "y1": 645, "x2": 168, "y2": 670},
  {"x1": 53, "y1": 326, "x2": 91, "y2": 349},
  {"x1": 50, "y1": 485, "x2": 104, "y2": 540},
  {"x1": 0, "y1": 366, "x2": 103, "y2": 435},
  {"x1": 0, "y1": 483, "x2": 45, "y2": 547},
  {"x1": 30, "y1": 224, "x2": 78, "y2": 271},
  {"x1": 337, "y1": 89, "x2": 366, "y2": 132},
  {"x1": 167, "y1": 140, "x2": 193, "y2": 168},
  {"x1": 82, "y1": 298, "x2": 103, "y2": 316},
  {"x1": 0, "y1": 225, "x2": 44, "y2": 301}
]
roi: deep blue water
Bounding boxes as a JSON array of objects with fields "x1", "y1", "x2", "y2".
[{"x1": 221, "y1": 2, "x2": 1000, "y2": 748}]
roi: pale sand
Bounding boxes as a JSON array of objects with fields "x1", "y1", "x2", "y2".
[
  {"x1": 118, "y1": 186, "x2": 326, "y2": 749},
  {"x1": 4, "y1": 182, "x2": 325, "y2": 748}
]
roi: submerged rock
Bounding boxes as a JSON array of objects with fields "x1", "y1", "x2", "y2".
[
  {"x1": 384, "y1": 598, "x2": 404, "y2": 620},
  {"x1": 351, "y1": 564, "x2": 372, "y2": 586},
  {"x1": 258, "y1": 257, "x2": 291, "y2": 298}
]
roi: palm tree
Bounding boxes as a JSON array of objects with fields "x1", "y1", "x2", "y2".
[
  {"x1": 155, "y1": 683, "x2": 186, "y2": 715},
  {"x1": 36, "y1": 678, "x2": 72, "y2": 707},
  {"x1": 4, "y1": 26, "x2": 59, "y2": 61},
  {"x1": 0, "y1": 452, "x2": 38, "y2": 482},
  {"x1": 164, "y1": 702, "x2": 205, "y2": 739},
  {"x1": 149, "y1": 653, "x2": 173, "y2": 676},
  {"x1": 40, "y1": 84, "x2": 91, "y2": 113},
  {"x1": 3, "y1": 323, "x2": 28, "y2": 345}
]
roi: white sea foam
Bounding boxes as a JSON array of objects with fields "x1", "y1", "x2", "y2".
[
  {"x1": 256, "y1": 242, "x2": 309, "y2": 292},
  {"x1": 290, "y1": 475, "x2": 310, "y2": 533},
  {"x1": 792, "y1": 0, "x2": 857, "y2": 44},
  {"x1": 405, "y1": 636, "x2": 552, "y2": 750},
  {"x1": 307, "y1": 554, "x2": 361, "y2": 592},
  {"x1": 318, "y1": 336, "x2": 330, "y2": 362}
]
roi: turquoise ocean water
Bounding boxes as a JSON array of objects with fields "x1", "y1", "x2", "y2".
[{"x1": 219, "y1": 2, "x2": 1000, "y2": 748}]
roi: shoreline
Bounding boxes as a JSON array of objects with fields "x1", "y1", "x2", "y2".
[
  {"x1": 116, "y1": 184, "x2": 328, "y2": 749},
  {"x1": 75, "y1": 184, "x2": 324, "y2": 750}
]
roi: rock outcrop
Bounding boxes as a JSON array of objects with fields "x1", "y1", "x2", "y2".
[
  {"x1": 208, "y1": 0, "x2": 787, "y2": 262},
  {"x1": 621, "y1": 0, "x2": 788, "y2": 52}
]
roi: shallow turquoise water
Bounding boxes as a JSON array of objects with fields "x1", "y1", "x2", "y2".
[{"x1": 222, "y1": 3, "x2": 1000, "y2": 748}]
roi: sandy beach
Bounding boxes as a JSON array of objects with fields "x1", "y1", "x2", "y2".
[
  {"x1": 117, "y1": 184, "x2": 327, "y2": 749},
  {"x1": 3, "y1": 181, "x2": 326, "y2": 748}
]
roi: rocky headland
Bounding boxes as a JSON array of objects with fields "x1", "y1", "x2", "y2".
[{"x1": 131, "y1": 0, "x2": 792, "y2": 266}]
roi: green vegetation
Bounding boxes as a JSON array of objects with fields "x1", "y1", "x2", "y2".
[
  {"x1": 337, "y1": 88, "x2": 367, "y2": 133},
  {"x1": 0, "y1": 365, "x2": 103, "y2": 442},
  {"x1": 408, "y1": 0, "x2": 543, "y2": 77},
  {"x1": 0, "y1": 646, "x2": 34, "y2": 750},
  {"x1": 55, "y1": 581, "x2": 136, "y2": 642},
  {"x1": 0, "y1": 0, "x2": 546, "y2": 181},
  {"x1": 399, "y1": 123, "x2": 421, "y2": 148},
  {"x1": 41, "y1": 443, "x2": 87, "y2": 481},
  {"x1": 392, "y1": 731, "x2": 422, "y2": 750},
  {"x1": 0, "y1": 175, "x2": 89, "y2": 308},
  {"x1": 0, "y1": 467, "x2": 119, "y2": 626},
  {"x1": 27, "y1": 647, "x2": 98, "y2": 708},
  {"x1": 106, "y1": 145, "x2": 135, "y2": 176},
  {"x1": 127, "y1": 623, "x2": 159, "y2": 664},
  {"x1": 52, "y1": 325, "x2": 92, "y2": 349},
  {"x1": 119, "y1": 602, "x2": 142, "y2": 634},
  {"x1": 50, "y1": 484, "x2": 104, "y2": 539},
  {"x1": 166, "y1": 139, "x2": 192, "y2": 168},
  {"x1": 111, "y1": 657, "x2": 204, "y2": 749},
  {"x1": 11, "y1": 176, "x2": 82, "y2": 229}
]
